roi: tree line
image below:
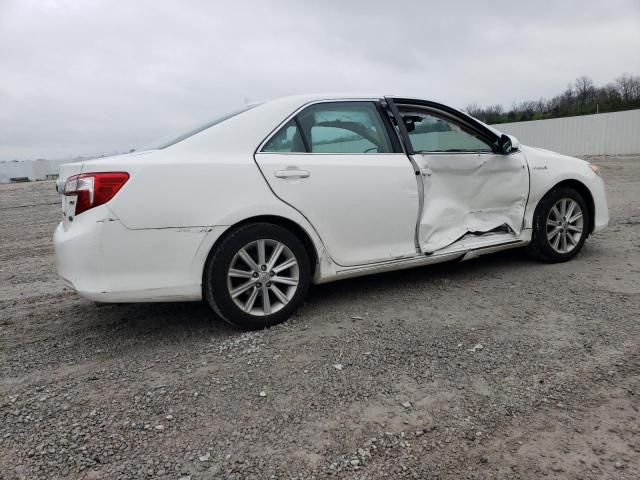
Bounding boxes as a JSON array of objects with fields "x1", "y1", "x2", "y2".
[{"x1": 466, "y1": 73, "x2": 640, "y2": 124}]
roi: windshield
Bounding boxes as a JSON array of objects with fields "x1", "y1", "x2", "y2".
[{"x1": 139, "y1": 104, "x2": 260, "y2": 151}]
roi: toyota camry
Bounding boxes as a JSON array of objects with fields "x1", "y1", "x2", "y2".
[{"x1": 54, "y1": 95, "x2": 608, "y2": 329}]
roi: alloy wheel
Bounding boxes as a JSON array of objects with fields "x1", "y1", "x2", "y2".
[
  {"x1": 226, "y1": 239, "x2": 300, "y2": 316},
  {"x1": 546, "y1": 198, "x2": 584, "y2": 254}
]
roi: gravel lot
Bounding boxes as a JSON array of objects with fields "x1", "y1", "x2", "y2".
[{"x1": 1, "y1": 156, "x2": 639, "y2": 480}]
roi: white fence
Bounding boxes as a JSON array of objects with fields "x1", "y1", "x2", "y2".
[{"x1": 492, "y1": 109, "x2": 640, "y2": 157}]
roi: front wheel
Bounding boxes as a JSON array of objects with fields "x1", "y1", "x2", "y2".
[
  {"x1": 203, "y1": 223, "x2": 310, "y2": 329},
  {"x1": 526, "y1": 186, "x2": 591, "y2": 263}
]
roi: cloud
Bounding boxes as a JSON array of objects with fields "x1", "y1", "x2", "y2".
[{"x1": 1, "y1": 0, "x2": 639, "y2": 160}]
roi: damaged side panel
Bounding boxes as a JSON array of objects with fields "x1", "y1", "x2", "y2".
[{"x1": 413, "y1": 151, "x2": 529, "y2": 253}]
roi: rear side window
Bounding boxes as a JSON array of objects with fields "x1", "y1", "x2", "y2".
[
  {"x1": 262, "y1": 120, "x2": 306, "y2": 152},
  {"x1": 261, "y1": 101, "x2": 394, "y2": 154}
]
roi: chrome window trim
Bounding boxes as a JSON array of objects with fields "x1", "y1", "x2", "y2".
[{"x1": 256, "y1": 152, "x2": 405, "y2": 156}]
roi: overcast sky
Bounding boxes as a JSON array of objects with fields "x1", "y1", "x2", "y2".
[{"x1": 1, "y1": 0, "x2": 639, "y2": 161}]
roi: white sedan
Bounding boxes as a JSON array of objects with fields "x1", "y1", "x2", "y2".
[{"x1": 54, "y1": 95, "x2": 608, "y2": 329}]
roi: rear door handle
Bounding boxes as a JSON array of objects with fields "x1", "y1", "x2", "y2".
[{"x1": 274, "y1": 169, "x2": 310, "y2": 179}]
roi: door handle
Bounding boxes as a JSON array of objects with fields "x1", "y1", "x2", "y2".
[
  {"x1": 274, "y1": 169, "x2": 310, "y2": 179},
  {"x1": 420, "y1": 167, "x2": 432, "y2": 177}
]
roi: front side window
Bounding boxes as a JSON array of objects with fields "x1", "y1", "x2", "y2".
[
  {"x1": 399, "y1": 108, "x2": 493, "y2": 153},
  {"x1": 261, "y1": 101, "x2": 394, "y2": 154}
]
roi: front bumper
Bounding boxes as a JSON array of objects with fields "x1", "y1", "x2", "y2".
[{"x1": 591, "y1": 176, "x2": 609, "y2": 233}]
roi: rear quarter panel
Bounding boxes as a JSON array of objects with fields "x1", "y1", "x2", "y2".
[
  {"x1": 80, "y1": 97, "x2": 318, "y2": 231},
  {"x1": 99, "y1": 150, "x2": 278, "y2": 229}
]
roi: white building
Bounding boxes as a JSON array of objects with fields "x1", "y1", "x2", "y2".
[{"x1": 0, "y1": 158, "x2": 70, "y2": 183}]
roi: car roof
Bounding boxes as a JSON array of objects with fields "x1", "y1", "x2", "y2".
[
  {"x1": 265, "y1": 93, "x2": 391, "y2": 103},
  {"x1": 164, "y1": 94, "x2": 502, "y2": 158},
  {"x1": 258, "y1": 94, "x2": 502, "y2": 139}
]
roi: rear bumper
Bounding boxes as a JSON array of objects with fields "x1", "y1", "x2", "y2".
[{"x1": 54, "y1": 206, "x2": 225, "y2": 302}]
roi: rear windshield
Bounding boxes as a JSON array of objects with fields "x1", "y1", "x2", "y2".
[{"x1": 139, "y1": 104, "x2": 259, "y2": 150}]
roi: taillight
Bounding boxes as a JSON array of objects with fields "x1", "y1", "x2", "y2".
[{"x1": 64, "y1": 172, "x2": 129, "y2": 215}]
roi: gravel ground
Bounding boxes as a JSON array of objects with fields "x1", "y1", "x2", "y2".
[{"x1": 1, "y1": 156, "x2": 639, "y2": 480}]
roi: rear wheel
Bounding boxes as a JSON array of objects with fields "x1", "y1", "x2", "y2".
[
  {"x1": 203, "y1": 223, "x2": 310, "y2": 329},
  {"x1": 526, "y1": 186, "x2": 590, "y2": 263}
]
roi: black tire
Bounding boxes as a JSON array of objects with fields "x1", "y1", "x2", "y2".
[
  {"x1": 526, "y1": 186, "x2": 591, "y2": 263},
  {"x1": 203, "y1": 222, "x2": 310, "y2": 330}
]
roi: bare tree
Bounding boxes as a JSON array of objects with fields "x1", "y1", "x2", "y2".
[
  {"x1": 465, "y1": 104, "x2": 504, "y2": 123},
  {"x1": 616, "y1": 73, "x2": 640, "y2": 102},
  {"x1": 574, "y1": 76, "x2": 595, "y2": 105},
  {"x1": 465, "y1": 103, "x2": 483, "y2": 118},
  {"x1": 466, "y1": 73, "x2": 640, "y2": 124},
  {"x1": 485, "y1": 104, "x2": 504, "y2": 117}
]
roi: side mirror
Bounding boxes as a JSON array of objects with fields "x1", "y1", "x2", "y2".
[{"x1": 499, "y1": 134, "x2": 519, "y2": 154}]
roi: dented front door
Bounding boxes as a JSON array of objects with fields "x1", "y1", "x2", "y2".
[
  {"x1": 412, "y1": 151, "x2": 529, "y2": 252},
  {"x1": 386, "y1": 100, "x2": 529, "y2": 253}
]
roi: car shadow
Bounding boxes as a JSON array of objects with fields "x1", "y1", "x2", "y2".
[
  {"x1": 303, "y1": 248, "x2": 531, "y2": 309},
  {"x1": 81, "y1": 248, "x2": 532, "y2": 340},
  {"x1": 86, "y1": 300, "x2": 230, "y2": 335},
  {"x1": 16, "y1": 247, "x2": 547, "y2": 367}
]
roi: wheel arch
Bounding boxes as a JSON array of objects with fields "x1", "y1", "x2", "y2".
[
  {"x1": 203, "y1": 215, "x2": 319, "y2": 282},
  {"x1": 543, "y1": 179, "x2": 596, "y2": 234}
]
